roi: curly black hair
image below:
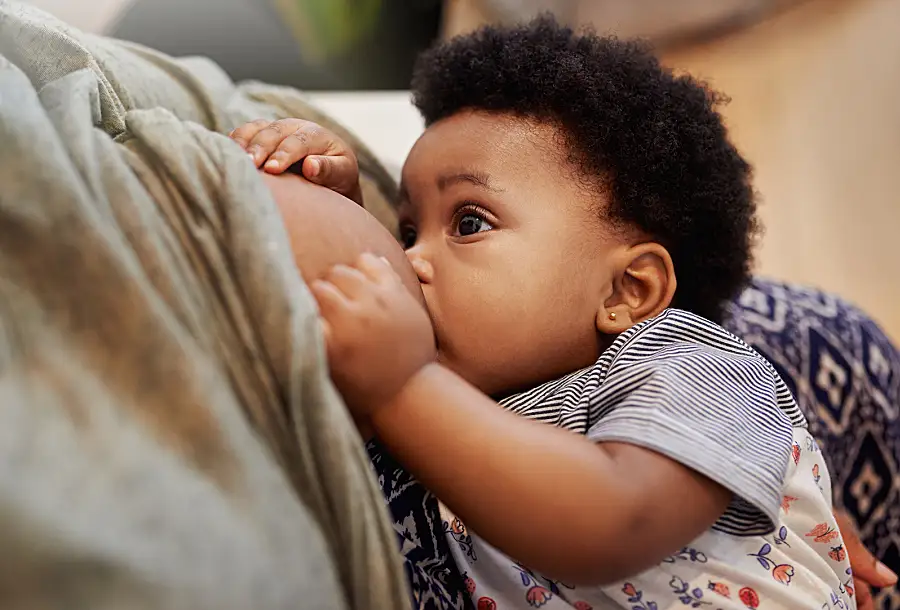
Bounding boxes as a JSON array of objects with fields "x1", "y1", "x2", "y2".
[{"x1": 410, "y1": 15, "x2": 759, "y2": 323}]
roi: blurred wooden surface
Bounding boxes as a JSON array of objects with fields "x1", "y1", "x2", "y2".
[
  {"x1": 443, "y1": 0, "x2": 805, "y2": 44},
  {"x1": 443, "y1": 0, "x2": 900, "y2": 340},
  {"x1": 663, "y1": 0, "x2": 900, "y2": 340},
  {"x1": 442, "y1": 0, "x2": 495, "y2": 36}
]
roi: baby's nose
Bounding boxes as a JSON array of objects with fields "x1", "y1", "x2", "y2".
[{"x1": 405, "y1": 249, "x2": 434, "y2": 284}]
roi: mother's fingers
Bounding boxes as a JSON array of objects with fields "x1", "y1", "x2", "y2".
[
  {"x1": 836, "y1": 510, "x2": 896, "y2": 587},
  {"x1": 854, "y1": 577, "x2": 875, "y2": 610},
  {"x1": 833, "y1": 508, "x2": 897, "y2": 610}
]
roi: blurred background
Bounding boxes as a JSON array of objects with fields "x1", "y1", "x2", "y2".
[{"x1": 23, "y1": 0, "x2": 900, "y2": 344}]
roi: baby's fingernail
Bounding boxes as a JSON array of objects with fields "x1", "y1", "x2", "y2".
[
  {"x1": 307, "y1": 158, "x2": 320, "y2": 177},
  {"x1": 265, "y1": 159, "x2": 279, "y2": 170},
  {"x1": 876, "y1": 561, "x2": 898, "y2": 584},
  {"x1": 380, "y1": 256, "x2": 391, "y2": 266}
]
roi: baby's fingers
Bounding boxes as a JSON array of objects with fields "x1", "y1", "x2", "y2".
[
  {"x1": 261, "y1": 122, "x2": 338, "y2": 174},
  {"x1": 357, "y1": 253, "x2": 401, "y2": 286},
  {"x1": 301, "y1": 155, "x2": 359, "y2": 193},
  {"x1": 229, "y1": 119, "x2": 271, "y2": 150},
  {"x1": 243, "y1": 118, "x2": 307, "y2": 168},
  {"x1": 310, "y1": 279, "x2": 350, "y2": 321}
]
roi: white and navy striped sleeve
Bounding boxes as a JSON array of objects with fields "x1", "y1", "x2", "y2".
[{"x1": 585, "y1": 309, "x2": 802, "y2": 536}]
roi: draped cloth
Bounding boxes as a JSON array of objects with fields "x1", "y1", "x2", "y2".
[{"x1": 0, "y1": 2, "x2": 409, "y2": 609}]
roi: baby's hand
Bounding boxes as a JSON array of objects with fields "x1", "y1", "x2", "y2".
[
  {"x1": 230, "y1": 118, "x2": 363, "y2": 205},
  {"x1": 311, "y1": 253, "x2": 436, "y2": 418}
]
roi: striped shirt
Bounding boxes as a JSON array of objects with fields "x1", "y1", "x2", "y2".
[{"x1": 443, "y1": 309, "x2": 856, "y2": 609}]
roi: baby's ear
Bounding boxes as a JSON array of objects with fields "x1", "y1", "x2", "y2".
[{"x1": 596, "y1": 242, "x2": 676, "y2": 333}]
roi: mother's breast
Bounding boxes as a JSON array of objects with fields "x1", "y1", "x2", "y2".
[{"x1": 262, "y1": 172, "x2": 423, "y2": 305}]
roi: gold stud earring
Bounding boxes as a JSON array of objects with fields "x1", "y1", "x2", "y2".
[{"x1": 608, "y1": 312, "x2": 617, "y2": 321}]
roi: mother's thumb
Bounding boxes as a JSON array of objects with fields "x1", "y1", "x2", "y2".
[
  {"x1": 842, "y1": 525, "x2": 897, "y2": 586},
  {"x1": 870, "y1": 560, "x2": 898, "y2": 587},
  {"x1": 835, "y1": 509, "x2": 897, "y2": 586}
]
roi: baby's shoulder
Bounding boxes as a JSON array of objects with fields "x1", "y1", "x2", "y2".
[
  {"x1": 606, "y1": 308, "x2": 755, "y2": 361},
  {"x1": 597, "y1": 308, "x2": 770, "y2": 384},
  {"x1": 594, "y1": 308, "x2": 806, "y2": 426}
]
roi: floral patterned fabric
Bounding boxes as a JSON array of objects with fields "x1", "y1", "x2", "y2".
[{"x1": 437, "y1": 425, "x2": 852, "y2": 610}]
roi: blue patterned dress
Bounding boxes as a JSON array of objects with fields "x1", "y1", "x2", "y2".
[
  {"x1": 724, "y1": 278, "x2": 900, "y2": 610},
  {"x1": 368, "y1": 277, "x2": 900, "y2": 610}
]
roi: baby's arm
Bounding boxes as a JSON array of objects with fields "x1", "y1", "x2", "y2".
[
  {"x1": 311, "y1": 254, "x2": 733, "y2": 586},
  {"x1": 373, "y1": 363, "x2": 732, "y2": 586},
  {"x1": 230, "y1": 118, "x2": 363, "y2": 205}
]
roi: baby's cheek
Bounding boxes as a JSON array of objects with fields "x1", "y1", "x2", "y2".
[
  {"x1": 430, "y1": 323, "x2": 497, "y2": 392},
  {"x1": 450, "y1": 333, "x2": 534, "y2": 397}
]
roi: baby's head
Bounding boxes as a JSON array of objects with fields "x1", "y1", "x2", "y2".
[{"x1": 399, "y1": 16, "x2": 758, "y2": 398}]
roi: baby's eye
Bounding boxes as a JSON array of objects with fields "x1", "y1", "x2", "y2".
[
  {"x1": 455, "y1": 213, "x2": 493, "y2": 237},
  {"x1": 400, "y1": 225, "x2": 418, "y2": 249}
]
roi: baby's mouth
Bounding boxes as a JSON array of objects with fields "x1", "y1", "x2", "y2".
[{"x1": 432, "y1": 331, "x2": 445, "y2": 361}]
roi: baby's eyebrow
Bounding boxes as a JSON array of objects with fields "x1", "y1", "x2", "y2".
[{"x1": 437, "y1": 170, "x2": 503, "y2": 193}]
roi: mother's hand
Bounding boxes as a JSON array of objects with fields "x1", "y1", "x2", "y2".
[{"x1": 834, "y1": 509, "x2": 897, "y2": 609}]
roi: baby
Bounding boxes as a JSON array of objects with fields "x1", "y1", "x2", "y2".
[{"x1": 232, "y1": 16, "x2": 856, "y2": 610}]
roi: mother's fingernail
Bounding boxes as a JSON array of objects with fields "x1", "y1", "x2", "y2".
[{"x1": 876, "y1": 561, "x2": 898, "y2": 583}]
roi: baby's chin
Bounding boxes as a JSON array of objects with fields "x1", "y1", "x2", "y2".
[
  {"x1": 434, "y1": 346, "x2": 447, "y2": 366},
  {"x1": 434, "y1": 344, "x2": 462, "y2": 371},
  {"x1": 433, "y1": 349, "x2": 504, "y2": 397}
]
